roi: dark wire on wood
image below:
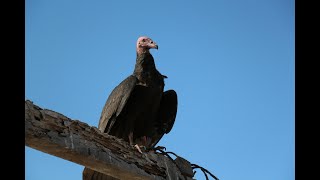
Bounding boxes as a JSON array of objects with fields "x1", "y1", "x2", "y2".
[
  {"x1": 191, "y1": 163, "x2": 219, "y2": 180},
  {"x1": 153, "y1": 146, "x2": 219, "y2": 180}
]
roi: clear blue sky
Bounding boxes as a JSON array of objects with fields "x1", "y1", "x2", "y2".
[{"x1": 25, "y1": 0, "x2": 295, "y2": 179}]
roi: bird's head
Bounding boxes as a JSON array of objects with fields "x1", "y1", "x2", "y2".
[{"x1": 136, "y1": 36, "x2": 158, "y2": 55}]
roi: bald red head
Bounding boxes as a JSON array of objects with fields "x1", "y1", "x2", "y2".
[{"x1": 136, "y1": 36, "x2": 158, "y2": 55}]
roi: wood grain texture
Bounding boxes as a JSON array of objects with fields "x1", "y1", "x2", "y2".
[{"x1": 25, "y1": 100, "x2": 192, "y2": 180}]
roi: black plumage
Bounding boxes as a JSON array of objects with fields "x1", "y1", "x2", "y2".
[
  {"x1": 83, "y1": 36, "x2": 177, "y2": 180},
  {"x1": 98, "y1": 42, "x2": 177, "y2": 148}
]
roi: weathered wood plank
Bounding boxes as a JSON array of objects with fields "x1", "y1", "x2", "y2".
[{"x1": 25, "y1": 100, "x2": 189, "y2": 180}]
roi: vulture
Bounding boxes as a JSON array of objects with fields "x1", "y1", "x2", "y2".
[
  {"x1": 83, "y1": 36, "x2": 177, "y2": 180},
  {"x1": 98, "y1": 36, "x2": 178, "y2": 150}
]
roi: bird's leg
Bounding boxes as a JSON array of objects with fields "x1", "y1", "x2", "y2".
[
  {"x1": 142, "y1": 136, "x2": 147, "y2": 147},
  {"x1": 128, "y1": 131, "x2": 134, "y2": 145},
  {"x1": 144, "y1": 136, "x2": 153, "y2": 149},
  {"x1": 134, "y1": 136, "x2": 150, "y2": 152},
  {"x1": 128, "y1": 132, "x2": 143, "y2": 154},
  {"x1": 134, "y1": 144, "x2": 143, "y2": 154}
]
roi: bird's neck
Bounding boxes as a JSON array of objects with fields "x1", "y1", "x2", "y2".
[
  {"x1": 136, "y1": 47, "x2": 150, "y2": 55},
  {"x1": 133, "y1": 53, "x2": 158, "y2": 83},
  {"x1": 134, "y1": 53, "x2": 156, "y2": 74}
]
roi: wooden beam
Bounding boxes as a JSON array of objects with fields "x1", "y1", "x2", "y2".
[{"x1": 25, "y1": 100, "x2": 189, "y2": 180}]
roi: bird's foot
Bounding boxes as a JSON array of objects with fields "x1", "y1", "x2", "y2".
[{"x1": 133, "y1": 144, "x2": 147, "y2": 154}]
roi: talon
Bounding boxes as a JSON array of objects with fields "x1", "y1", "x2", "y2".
[{"x1": 134, "y1": 144, "x2": 143, "y2": 154}]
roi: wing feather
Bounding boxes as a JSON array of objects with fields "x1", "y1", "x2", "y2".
[
  {"x1": 98, "y1": 75, "x2": 137, "y2": 133},
  {"x1": 150, "y1": 89, "x2": 178, "y2": 147},
  {"x1": 161, "y1": 90, "x2": 178, "y2": 134}
]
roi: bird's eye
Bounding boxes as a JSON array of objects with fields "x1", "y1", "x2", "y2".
[
  {"x1": 151, "y1": 41, "x2": 153, "y2": 44},
  {"x1": 142, "y1": 39, "x2": 145, "y2": 42}
]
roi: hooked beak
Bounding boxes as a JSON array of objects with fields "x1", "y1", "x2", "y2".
[{"x1": 148, "y1": 41, "x2": 158, "y2": 50}]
